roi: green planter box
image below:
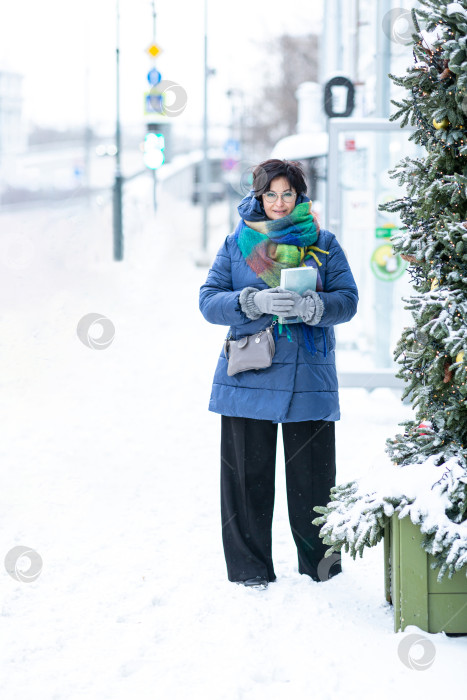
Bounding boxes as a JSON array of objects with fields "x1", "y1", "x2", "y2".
[{"x1": 384, "y1": 514, "x2": 467, "y2": 633}]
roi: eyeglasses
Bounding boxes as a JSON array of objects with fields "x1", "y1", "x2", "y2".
[{"x1": 263, "y1": 190, "x2": 297, "y2": 203}]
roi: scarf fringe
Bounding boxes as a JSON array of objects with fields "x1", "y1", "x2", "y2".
[
  {"x1": 275, "y1": 321, "x2": 293, "y2": 344},
  {"x1": 273, "y1": 320, "x2": 327, "y2": 358},
  {"x1": 302, "y1": 324, "x2": 317, "y2": 355}
]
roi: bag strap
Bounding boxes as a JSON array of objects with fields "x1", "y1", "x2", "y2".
[{"x1": 226, "y1": 316, "x2": 278, "y2": 342}]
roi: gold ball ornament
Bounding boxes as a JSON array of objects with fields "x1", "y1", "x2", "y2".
[
  {"x1": 433, "y1": 117, "x2": 450, "y2": 129},
  {"x1": 430, "y1": 277, "x2": 439, "y2": 290},
  {"x1": 456, "y1": 350, "x2": 465, "y2": 364}
]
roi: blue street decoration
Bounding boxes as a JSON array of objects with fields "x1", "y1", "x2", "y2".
[
  {"x1": 223, "y1": 138, "x2": 240, "y2": 155},
  {"x1": 145, "y1": 92, "x2": 164, "y2": 115},
  {"x1": 147, "y1": 67, "x2": 162, "y2": 87}
]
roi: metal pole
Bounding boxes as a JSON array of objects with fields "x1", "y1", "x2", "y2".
[
  {"x1": 115, "y1": 0, "x2": 122, "y2": 183},
  {"x1": 201, "y1": 0, "x2": 209, "y2": 252},
  {"x1": 113, "y1": 0, "x2": 123, "y2": 261},
  {"x1": 355, "y1": 0, "x2": 360, "y2": 91},
  {"x1": 336, "y1": 0, "x2": 343, "y2": 72},
  {"x1": 84, "y1": 16, "x2": 91, "y2": 202},
  {"x1": 152, "y1": 0, "x2": 158, "y2": 213},
  {"x1": 228, "y1": 91, "x2": 236, "y2": 234},
  {"x1": 376, "y1": 0, "x2": 392, "y2": 117},
  {"x1": 153, "y1": 170, "x2": 157, "y2": 211},
  {"x1": 374, "y1": 0, "x2": 393, "y2": 367}
]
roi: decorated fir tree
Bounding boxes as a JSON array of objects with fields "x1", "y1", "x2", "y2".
[{"x1": 314, "y1": 0, "x2": 467, "y2": 581}]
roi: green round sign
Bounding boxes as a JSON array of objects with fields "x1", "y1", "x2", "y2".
[{"x1": 370, "y1": 244, "x2": 407, "y2": 281}]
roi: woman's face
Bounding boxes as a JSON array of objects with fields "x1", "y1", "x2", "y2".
[{"x1": 262, "y1": 176, "x2": 297, "y2": 220}]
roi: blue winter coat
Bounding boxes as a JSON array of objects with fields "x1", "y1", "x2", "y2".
[{"x1": 199, "y1": 228, "x2": 358, "y2": 423}]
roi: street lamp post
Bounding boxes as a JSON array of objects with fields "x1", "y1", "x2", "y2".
[
  {"x1": 113, "y1": 0, "x2": 124, "y2": 261},
  {"x1": 195, "y1": 0, "x2": 215, "y2": 267},
  {"x1": 151, "y1": 0, "x2": 158, "y2": 212},
  {"x1": 201, "y1": 0, "x2": 209, "y2": 255}
]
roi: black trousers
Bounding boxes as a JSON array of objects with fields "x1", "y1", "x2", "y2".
[{"x1": 220, "y1": 415, "x2": 341, "y2": 583}]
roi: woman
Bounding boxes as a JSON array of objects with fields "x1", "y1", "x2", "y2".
[{"x1": 199, "y1": 159, "x2": 358, "y2": 589}]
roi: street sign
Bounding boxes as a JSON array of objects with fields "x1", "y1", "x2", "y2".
[
  {"x1": 375, "y1": 225, "x2": 398, "y2": 238},
  {"x1": 222, "y1": 158, "x2": 238, "y2": 171},
  {"x1": 147, "y1": 67, "x2": 162, "y2": 86},
  {"x1": 146, "y1": 44, "x2": 161, "y2": 58},
  {"x1": 223, "y1": 138, "x2": 240, "y2": 155},
  {"x1": 324, "y1": 76, "x2": 355, "y2": 118},
  {"x1": 370, "y1": 244, "x2": 407, "y2": 281},
  {"x1": 144, "y1": 91, "x2": 164, "y2": 115}
]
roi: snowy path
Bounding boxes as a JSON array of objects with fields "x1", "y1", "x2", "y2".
[{"x1": 0, "y1": 181, "x2": 466, "y2": 699}]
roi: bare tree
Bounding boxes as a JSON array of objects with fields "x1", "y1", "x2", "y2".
[{"x1": 243, "y1": 33, "x2": 319, "y2": 157}]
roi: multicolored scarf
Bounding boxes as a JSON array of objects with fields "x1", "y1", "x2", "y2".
[
  {"x1": 235, "y1": 194, "x2": 331, "y2": 356},
  {"x1": 235, "y1": 201, "x2": 328, "y2": 288}
]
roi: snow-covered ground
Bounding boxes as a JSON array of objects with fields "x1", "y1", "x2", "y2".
[{"x1": 0, "y1": 179, "x2": 466, "y2": 700}]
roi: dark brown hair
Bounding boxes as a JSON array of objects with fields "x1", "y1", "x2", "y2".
[{"x1": 252, "y1": 159, "x2": 308, "y2": 198}]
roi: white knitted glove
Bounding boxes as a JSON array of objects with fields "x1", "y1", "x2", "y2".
[
  {"x1": 287, "y1": 290, "x2": 324, "y2": 325},
  {"x1": 239, "y1": 286, "x2": 295, "y2": 318}
]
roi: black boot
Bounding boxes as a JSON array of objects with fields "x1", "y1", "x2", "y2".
[{"x1": 235, "y1": 576, "x2": 269, "y2": 590}]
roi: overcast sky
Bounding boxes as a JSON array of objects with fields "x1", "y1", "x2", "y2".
[{"x1": 1, "y1": 0, "x2": 323, "y2": 132}]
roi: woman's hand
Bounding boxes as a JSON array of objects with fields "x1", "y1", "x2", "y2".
[
  {"x1": 288, "y1": 289, "x2": 324, "y2": 325},
  {"x1": 253, "y1": 287, "x2": 295, "y2": 315}
]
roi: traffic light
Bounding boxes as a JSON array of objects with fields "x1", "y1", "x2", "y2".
[{"x1": 143, "y1": 131, "x2": 165, "y2": 170}]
